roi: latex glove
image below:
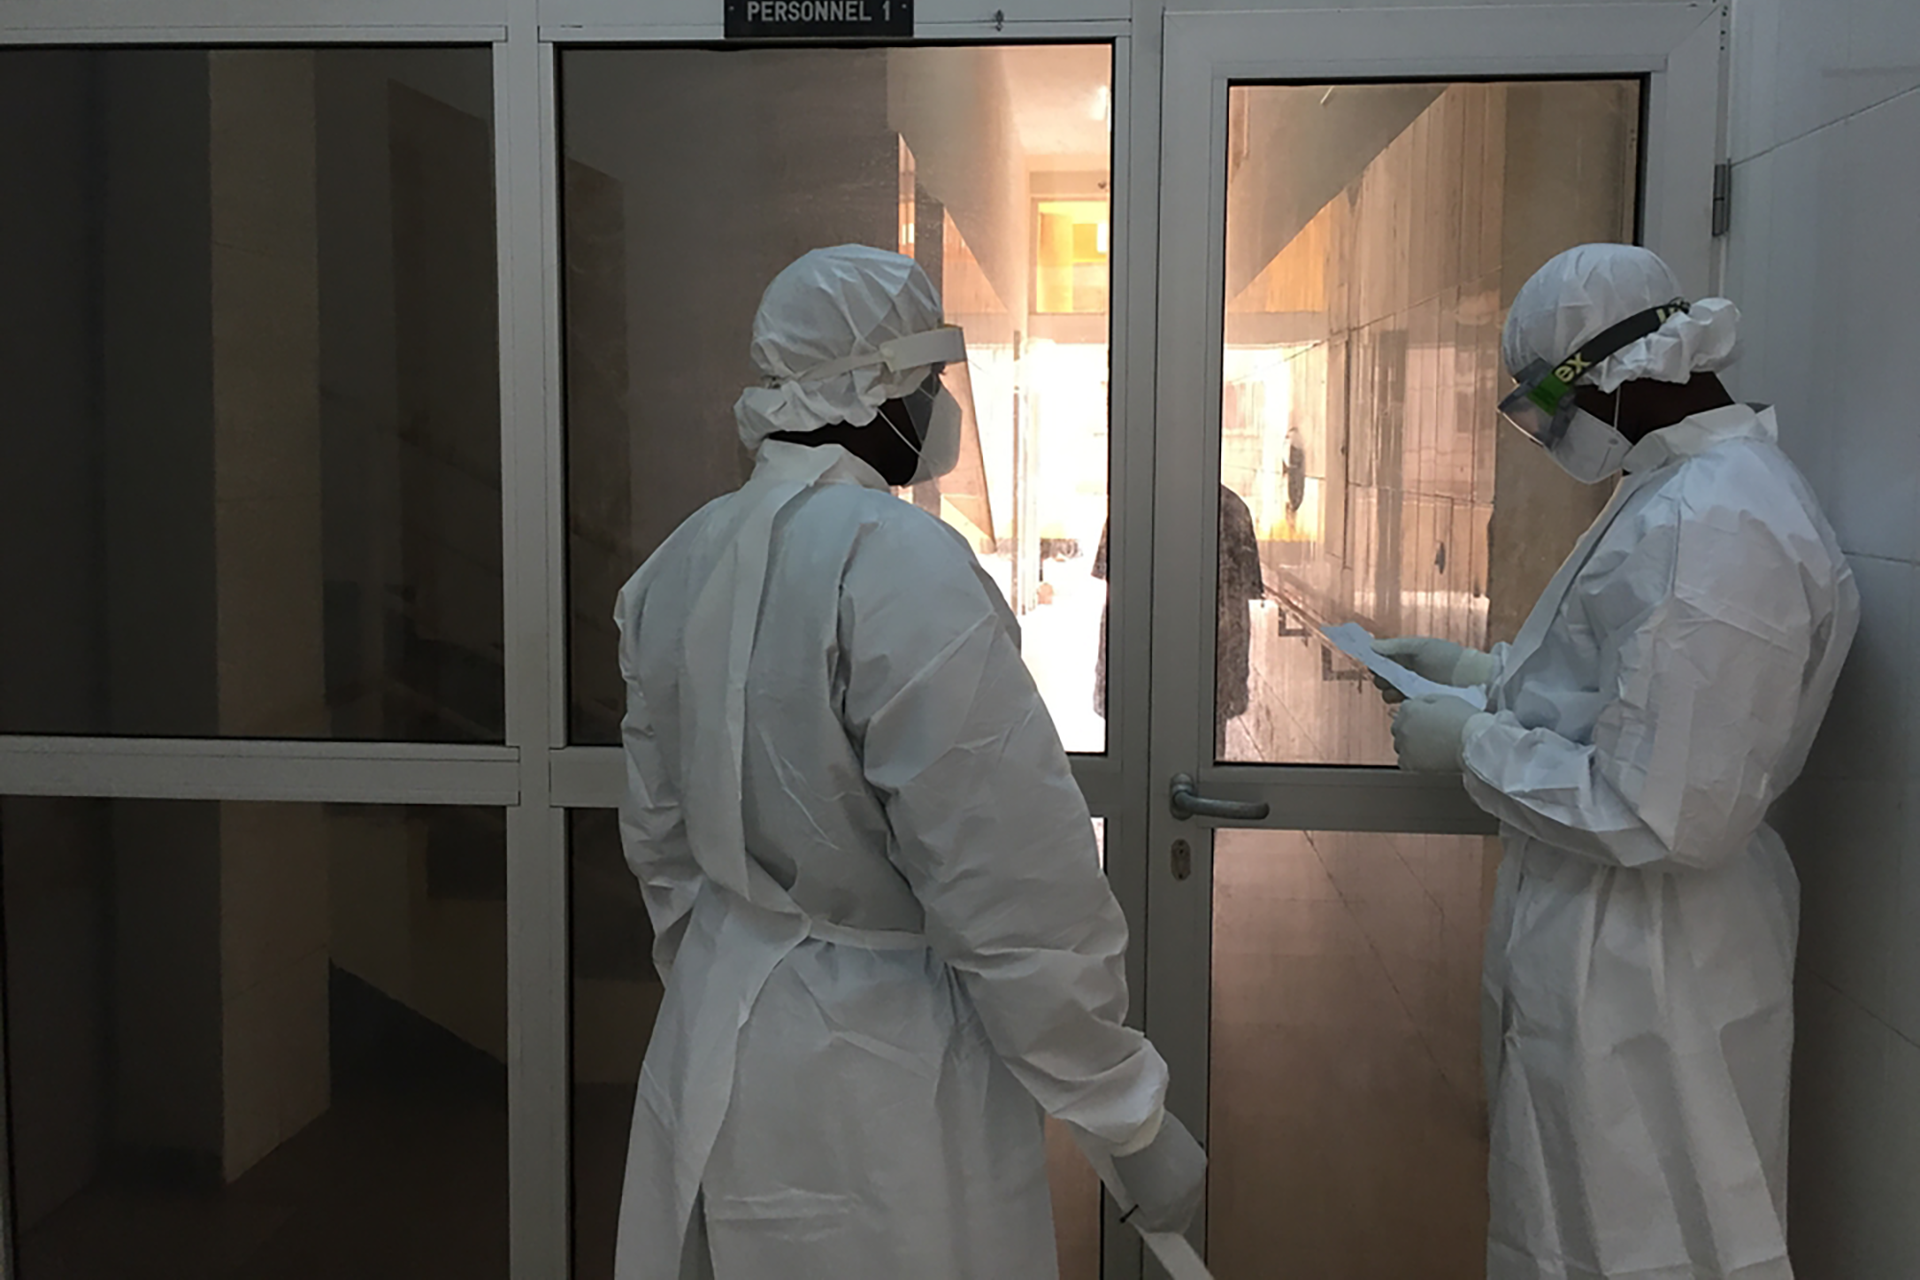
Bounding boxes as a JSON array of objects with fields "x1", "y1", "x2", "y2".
[
  {"x1": 1111, "y1": 1112, "x2": 1207, "y2": 1235},
  {"x1": 1372, "y1": 636, "x2": 1498, "y2": 703},
  {"x1": 1391, "y1": 694, "x2": 1485, "y2": 773}
]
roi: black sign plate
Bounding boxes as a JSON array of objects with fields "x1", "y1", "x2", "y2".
[{"x1": 724, "y1": 0, "x2": 912, "y2": 38}]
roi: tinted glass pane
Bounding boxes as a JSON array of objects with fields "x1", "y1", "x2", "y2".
[
  {"x1": 0, "y1": 48, "x2": 502, "y2": 742},
  {"x1": 569, "y1": 809, "x2": 657, "y2": 1280},
  {"x1": 0, "y1": 797, "x2": 508, "y2": 1279},
  {"x1": 1210, "y1": 827, "x2": 1497, "y2": 1276}
]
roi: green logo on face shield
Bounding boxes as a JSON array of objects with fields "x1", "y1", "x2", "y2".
[{"x1": 1528, "y1": 371, "x2": 1574, "y2": 414}]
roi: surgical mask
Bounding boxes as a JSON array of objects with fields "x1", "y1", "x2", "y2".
[
  {"x1": 1499, "y1": 298, "x2": 1688, "y2": 483},
  {"x1": 1552, "y1": 399, "x2": 1634, "y2": 485}
]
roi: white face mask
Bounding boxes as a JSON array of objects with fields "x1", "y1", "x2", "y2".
[{"x1": 1549, "y1": 402, "x2": 1634, "y2": 484}]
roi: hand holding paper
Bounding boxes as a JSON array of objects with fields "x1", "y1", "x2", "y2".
[{"x1": 1322, "y1": 623, "x2": 1488, "y2": 710}]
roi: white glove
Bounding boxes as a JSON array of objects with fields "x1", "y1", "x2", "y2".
[
  {"x1": 1372, "y1": 636, "x2": 1498, "y2": 703},
  {"x1": 1111, "y1": 1112, "x2": 1207, "y2": 1235},
  {"x1": 1392, "y1": 694, "x2": 1486, "y2": 772}
]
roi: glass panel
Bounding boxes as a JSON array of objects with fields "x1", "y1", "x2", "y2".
[
  {"x1": 570, "y1": 809, "x2": 1103, "y2": 1280},
  {"x1": 570, "y1": 809, "x2": 658, "y2": 1280},
  {"x1": 0, "y1": 48, "x2": 502, "y2": 742},
  {"x1": 1209, "y1": 827, "x2": 1497, "y2": 1276},
  {"x1": 1215, "y1": 80, "x2": 1642, "y2": 763},
  {"x1": 0, "y1": 797, "x2": 508, "y2": 1278},
  {"x1": 1046, "y1": 1116, "x2": 1102, "y2": 1280},
  {"x1": 560, "y1": 45, "x2": 1114, "y2": 753}
]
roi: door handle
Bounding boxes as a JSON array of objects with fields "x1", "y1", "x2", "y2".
[{"x1": 1169, "y1": 773, "x2": 1271, "y2": 822}]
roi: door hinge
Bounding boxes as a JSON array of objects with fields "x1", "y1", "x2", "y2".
[{"x1": 1712, "y1": 162, "x2": 1733, "y2": 238}]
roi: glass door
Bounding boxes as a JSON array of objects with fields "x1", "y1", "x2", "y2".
[
  {"x1": 1145, "y1": 8, "x2": 1723, "y2": 1275},
  {"x1": 553, "y1": 41, "x2": 1121, "y2": 1280}
]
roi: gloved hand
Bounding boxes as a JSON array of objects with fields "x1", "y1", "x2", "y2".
[
  {"x1": 1371, "y1": 636, "x2": 1499, "y2": 703},
  {"x1": 1111, "y1": 1112, "x2": 1207, "y2": 1235},
  {"x1": 1391, "y1": 694, "x2": 1485, "y2": 772}
]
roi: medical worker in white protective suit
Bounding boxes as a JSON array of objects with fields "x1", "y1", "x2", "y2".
[
  {"x1": 611, "y1": 245, "x2": 1203, "y2": 1280},
  {"x1": 1378, "y1": 244, "x2": 1858, "y2": 1280}
]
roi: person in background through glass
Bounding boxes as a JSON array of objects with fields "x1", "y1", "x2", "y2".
[{"x1": 1093, "y1": 485, "x2": 1265, "y2": 757}]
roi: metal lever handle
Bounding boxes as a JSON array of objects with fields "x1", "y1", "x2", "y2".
[{"x1": 1169, "y1": 773, "x2": 1272, "y2": 822}]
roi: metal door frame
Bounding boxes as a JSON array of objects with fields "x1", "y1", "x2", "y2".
[{"x1": 1144, "y1": 2, "x2": 1726, "y2": 1258}]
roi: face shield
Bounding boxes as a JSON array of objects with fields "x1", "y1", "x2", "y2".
[
  {"x1": 794, "y1": 324, "x2": 981, "y2": 485},
  {"x1": 1498, "y1": 298, "x2": 1692, "y2": 450}
]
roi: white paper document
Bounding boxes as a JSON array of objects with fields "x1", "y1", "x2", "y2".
[{"x1": 1321, "y1": 622, "x2": 1488, "y2": 710}]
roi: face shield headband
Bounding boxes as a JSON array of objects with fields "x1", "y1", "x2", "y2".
[
  {"x1": 787, "y1": 325, "x2": 977, "y2": 476},
  {"x1": 787, "y1": 324, "x2": 967, "y2": 387},
  {"x1": 1498, "y1": 298, "x2": 1692, "y2": 449}
]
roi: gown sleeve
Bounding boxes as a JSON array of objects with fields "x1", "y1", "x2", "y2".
[
  {"x1": 1462, "y1": 484, "x2": 1818, "y2": 873},
  {"x1": 615, "y1": 582, "x2": 706, "y2": 981},
  {"x1": 838, "y1": 511, "x2": 1169, "y2": 1152}
]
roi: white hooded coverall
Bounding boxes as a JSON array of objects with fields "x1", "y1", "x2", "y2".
[
  {"x1": 1466, "y1": 403, "x2": 1858, "y2": 1280},
  {"x1": 611, "y1": 434, "x2": 1167, "y2": 1279}
]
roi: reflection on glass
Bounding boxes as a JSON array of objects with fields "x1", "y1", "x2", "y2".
[
  {"x1": 0, "y1": 48, "x2": 503, "y2": 742},
  {"x1": 0, "y1": 797, "x2": 508, "y2": 1278},
  {"x1": 1215, "y1": 81, "x2": 1642, "y2": 763},
  {"x1": 561, "y1": 45, "x2": 1113, "y2": 753},
  {"x1": 1210, "y1": 827, "x2": 1496, "y2": 1277},
  {"x1": 568, "y1": 810, "x2": 1104, "y2": 1280}
]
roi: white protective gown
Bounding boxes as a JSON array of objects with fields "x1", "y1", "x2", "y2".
[
  {"x1": 611, "y1": 440, "x2": 1167, "y2": 1280},
  {"x1": 1463, "y1": 404, "x2": 1858, "y2": 1280}
]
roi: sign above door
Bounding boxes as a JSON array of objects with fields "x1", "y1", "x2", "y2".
[{"x1": 723, "y1": 0, "x2": 912, "y2": 38}]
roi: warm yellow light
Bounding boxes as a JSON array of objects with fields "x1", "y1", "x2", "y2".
[{"x1": 1035, "y1": 199, "x2": 1112, "y2": 313}]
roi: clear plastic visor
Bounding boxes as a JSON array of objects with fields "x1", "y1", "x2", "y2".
[
  {"x1": 1497, "y1": 359, "x2": 1577, "y2": 450},
  {"x1": 893, "y1": 347, "x2": 980, "y2": 452}
]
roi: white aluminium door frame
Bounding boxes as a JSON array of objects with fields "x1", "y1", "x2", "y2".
[{"x1": 1143, "y1": 0, "x2": 1726, "y2": 1255}]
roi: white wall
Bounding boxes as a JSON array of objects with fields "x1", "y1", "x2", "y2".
[{"x1": 1722, "y1": 1, "x2": 1920, "y2": 1273}]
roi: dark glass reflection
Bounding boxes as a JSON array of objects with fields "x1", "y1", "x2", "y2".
[
  {"x1": 568, "y1": 809, "x2": 658, "y2": 1280},
  {"x1": 0, "y1": 48, "x2": 502, "y2": 742},
  {"x1": 0, "y1": 797, "x2": 509, "y2": 1279}
]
